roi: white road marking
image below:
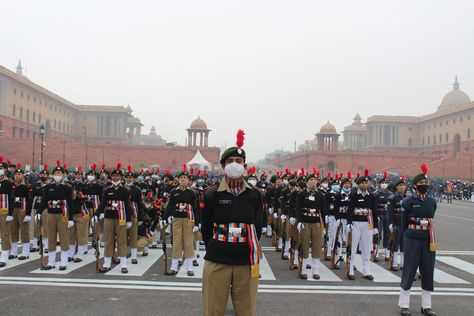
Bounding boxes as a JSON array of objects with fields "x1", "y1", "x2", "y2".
[
  {"x1": 106, "y1": 250, "x2": 164, "y2": 276},
  {"x1": 30, "y1": 252, "x2": 103, "y2": 274},
  {"x1": 434, "y1": 268, "x2": 470, "y2": 284},
  {"x1": 0, "y1": 252, "x2": 41, "y2": 272},
  {"x1": 437, "y1": 256, "x2": 474, "y2": 275},
  {"x1": 436, "y1": 213, "x2": 474, "y2": 222},
  {"x1": 352, "y1": 255, "x2": 400, "y2": 283}
]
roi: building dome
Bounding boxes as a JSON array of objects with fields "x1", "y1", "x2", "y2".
[
  {"x1": 438, "y1": 77, "x2": 471, "y2": 111},
  {"x1": 319, "y1": 121, "x2": 337, "y2": 134},
  {"x1": 189, "y1": 116, "x2": 208, "y2": 130}
]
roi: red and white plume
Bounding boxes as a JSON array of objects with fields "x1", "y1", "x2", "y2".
[
  {"x1": 420, "y1": 164, "x2": 428, "y2": 175},
  {"x1": 116, "y1": 162, "x2": 122, "y2": 171},
  {"x1": 128, "y1": 165, "x2": 132, "y2": 173},
  {"x1": 347, "y1": 171, "x2": 352, "y2": 179},
  {"x1": 236, "y1": 129, "x2": 245, "y2": 148},
  {"x1": 364, "y1": 169, "x2": 369, "y2": 177}
]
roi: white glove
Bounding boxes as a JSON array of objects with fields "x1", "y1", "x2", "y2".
[
  {"x1": 35, "y1": 213, "x2": 41, "y2": 223},
  {"x1": 273, "y1": 213, "x2": 278, "y2": 219},
  {"x1": 67, "y1": 220, "x2": 74, "y2": 228},
  {"x1": 373, "y1": 228, "x2": 379, "y2": 235},
  {"x1": 138, "y1": 221, "x2": 143, "y2": 225},
  {"x1": 99, "y1": 213, "x2": 104, "y2": 220},
  {"x1": 266, "y1": 225, "x2": 272, "y2": 237},
  {"x1": 268, "y1": 207, "x2": 274, "y2": 215},
  {"x1": 23, "y1": 215, "x2": 31, "y2": 223},
  {"x1": 91, "y1": 215, "x2": 98, "y2": 226},
  {"x1": 389, "y1": 224, "x2": 394, "y2": 233},
  {"x1": 325, "y1": 215, "x2": 329, "y2": 224},
  {"x1": 168, "y1": 216, "x2": 173, "y2": 224},
  {"x1": 6, "y1": 215, "x2": 13, "y2": 222},
  {"x1": 160, "y1": 219, "x2": 167, "y2": 227},
  {"x1": 192, "y1": 226, "x2": 199, "y2": 233},
  {"x1": 290, "y1": 217, "x2": 296, "y2": 225},
  {"x1": 198, "y1": 223, "x2": 201, "y2": 230},
  {"x1": 262, "y1": 227, "x2": 267, "y2": 234},
  {"x1": 346, "y1": 224, "x2": 352, "y2": 232},
  {"x1": 126, "y1": 222, "x2": 132, "y2": 229},
  {"x1": 335, "y1": 219, "x2": 341, "y2": 226},
  {"x1": 280, "y1": 214, "x2": 286, "y2": 223},
  {"x1": 297, "y1": 222, "x2": 304, "y2": 232}
]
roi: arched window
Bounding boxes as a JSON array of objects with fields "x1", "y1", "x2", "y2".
[
  {"x1": 468, "y1": 128, "x2": 471, "y2": 139},
  {"x1": 12, "y1": 104, "x2": 16, "y2": 116}
]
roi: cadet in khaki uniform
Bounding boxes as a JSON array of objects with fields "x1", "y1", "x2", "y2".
[
  {"x1": 94, "y1": 163, "x2": 132, "y2": 274},
  {"x1": 201, "y1": 130, "x2": 262, "y2": 316},
  {"x1": 0, "y1": 157, "x2": 15, "y2": 267},
  {"x1": 37, "y1": 161, "x2": 74, "y2": 270},
  {"x1": 165, "y1": 165, "x2": 199, "y2": 276},
  {"x1": 32, "y1": 166, "x2": 49, "y2": 253},
  {"x1": 69, "y1": 167, "x2": 90, "y2": 262},
  {"x1": 124, "y1": 166, "x2": 143, "y2": 264},
  {"x1": 10, "y1": 164, "x2": 33, "y2": 260},
  {"x1": 295, "y1": 172, "x2": 326, "y2": 279}
]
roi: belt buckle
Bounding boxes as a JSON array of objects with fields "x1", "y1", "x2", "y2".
[
  {"x1": 309, "y1": 209, "x2": 316, "y2": 214},
  {"x1": 420, "y1": 219, "x2": 428, "y2": 226},
  {"x1": 15, "y1": 197, "x2": 20, "y2": 202},
  {"x1": 111, "y1": 202, "x2": 118, "y2": 209},
  {"x1": 229, "y1": 227, "x2": 242, "y2": 237},
  {"x1": 179, "y1": 204, "x2": 186, "y2": 210},
  {"x1": 52, "y1": 201, "x2": 59, "y2": 207}
]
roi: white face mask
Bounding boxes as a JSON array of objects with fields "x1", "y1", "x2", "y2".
[
  {"x1": 283, "y1": 179, "x2": 289, "y2": 185},
  {"x1": 144, "y1": 203, "x2": 151, "y2": 209},
  {"x1": 224, "y1": 162, "x2": 245, "y2": 179},
  {"x1": 53, "y1": 176, "x2": 63, "y2": 183},
  {"x1": 0, "y1": 169, "x2": 4, "y2": 177},
  {"x1": 321, "y1": 183, "x2": 328, "y2": 189},
  {"x1": 87, "y1": 175, "x2": 95, "y2": 181},
  {"x1": 248, "y1": 179, "x2": 257, "y2": 186},
  {"x1": 112, "y1": 180, "x2": 121, "y2": 186},
  {"x1": 380, "y1": 183, "x2": 388, "y2": 190}
]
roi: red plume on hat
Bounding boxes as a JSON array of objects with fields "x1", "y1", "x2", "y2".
[
  {"x1": 356, "y1": 172, "x2": 360, "y2": 178},
  {"x1": 236, "y1": 129, "x2": 245, "y2": 148},
  {"x1": 328, "y1": 172, "x2": 332, "y2": 178},
  {"x1": 401, "y1": 176, "x2": 406, "y2": 181},
  {"x1": 116, "y1": 162, "x2": 122, "y2": 171},
  {"x1": 293, "y1": 171, "x2": 297, "y2": 176},
  {"x1": 0, "y1": 155, "x2": 3, "y2": 164},
  {"x1": 190, "y1": 167, "x2": 195, "y2": 176},
  {"x1": 335, "y1": 174, "x2": 339, "y2": 180},
  {"x1": 78, "y1": 166, "x2": 82, "y2": 172},
  {"x1": 63, "y1": 163, "x2": 67, "y2": 169},
  {"x1": 197, "y1": 169, "x2": 201, "y2": 176},
  {"x1": 7, "y1": 160, "x2": 10, "y2": 165},
  {"x1": 147, "y1": 192, "x2": 153, "y2": 198},
  {"x1": 313, "y1": 168, "x2": 317, "y2": 175},
  {"x1": 285, "y1": 168, "x2": 290, "y2": 175},
  {"x1": 340, "y1": 172, "x2": 344, "y2": 179},
  {"x1": 384, "y1": 171, "x2": 388, "y2": 180},
  {"x1": 44, "y1": 164, "x2": 48, "y2": 171},
  {"x1": 347, "y1": 171, "x2": 352, "y2": 179},
  {"x1": 420, "y1": 164, "x2": 428, "y2": 175},
  {"x1": 364, "y1": 169, "x2": 369, "y2": 177},
  {"x1": 101, "y1": 163, "x2": 106, "y2": 171},
  {"x1": 128, "y1": 165, "x2": 132, "y2": 173},
  {"x1": 17, "y1": 162, "x2": 21, "y2": 170},
  {"x1": 56, "y1": 160, "x2": 61, "y2": 167},
  {"x1": 182, "y1": 163, "x2": 187, "y2": 171},
  {"x1": 300, "y1": 168, "x2": 305, "y2": 176},
  {"x1": 91, "y1": 163, "x2": 97, "y2": 171},
  {"x1": 316, "y1": 170, "x2": 320, "y2": 177}
]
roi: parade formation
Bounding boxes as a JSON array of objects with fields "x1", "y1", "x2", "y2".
[{"x1": 0, "y1": 130, "x2": 443, "y2": 316}]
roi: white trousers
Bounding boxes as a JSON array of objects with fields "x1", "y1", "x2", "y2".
[
  {"x1": 350, "y1": 221, "x2": 372, "y2": 276},
  {"x1": 326, "y1": 215, "x2": 337, "y2": 257},
  {"x1": 337, "y1": 219, "x2": 348, "y2": 257}
]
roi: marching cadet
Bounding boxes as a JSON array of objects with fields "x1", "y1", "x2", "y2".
[
  {"x1": 374, "y1": 172, "x2": 391, "y2": 262},
  {"x1": 37, "y1": 160, "x2": 74, "y2": 270},
  {"x1": 82, "y1": 164, "x2": 103, "y2": 248},
  {"x1": 165, "y1": 164, "x2": 199, "y2": 276},
  {"x1": 11, "y1": 164, "x2": 33, "y2": 260},
  {"x1": 125, "y1": 165, "x2": 144, "y2": 264},
  {"x1": 296, "y1": 170, "x2": 326, "y2": 279},
  {"x1": 0, "y1": 156, "x2": 14, "y2": 267},
  {"x1": 265, "y1": 175, "x2": 279, "y2": 238},
  {"x1": 279, "y1": 173, "x2": 296, "y2": 260},
  {"x1": 346, "y1": 169, "x2": 378, "y2": 280},
  {"x1": 333, "y1": 172, "x2": 352, "y2": 267},
  {"x1": 31, "y1": 165, "x2": 49, "y2": 253},
  {"x1": 94, "y1": 163, "x2": 132, "y2": 274},
  {"x1": 273, "y1": 172, "x2": 289, "y2": 252},
  {"x1": 325, "y1": 174, "x2": 340, "y2": 261},
  {"x1": 398, "y1": 165, "x2": 437, "y2": 316},
  {"x1": 68, "y1": 167, "x2": 90, "y2": 262},
  {"x1": 201, "y1": 130, "x2": 262, "y2": 316},
  {"x1": 387, "y1": 176, "x2": 407, "y2": 271},
  {"x1": 138, "y1": 193, "x2": 159, "y2": 256},
  {"x1": 288, "y1": 172, "x2": 306, "y2": 269}
]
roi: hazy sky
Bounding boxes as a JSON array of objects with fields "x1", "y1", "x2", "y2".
[{"x1": 2, "y1": 0, "x2": 473, "y2": 161}]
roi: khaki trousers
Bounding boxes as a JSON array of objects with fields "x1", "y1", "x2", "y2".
[
  {"x1": 10, "y1": 208, "x2": 30, "y2": 243},
  {"x1": 68, "y1": 214, "x2": 89, "y2": 246},
  {"x1": 301, "y1": 222, "x2": 323, "y2": 259},
  {"x1": 127, "y1": 216, "x2": 138, "y2": 248},
  {"x1": 0, "y1": 214, "x2": 11, "y2": 250},
  {"x1": 33, "y1": 210, "x2": 48, "y2": 239},
  {"x1": 194, "y1": 231, "x2": 202, "y2": 250},
  {"x1": 172, "y1": 217, "x2": 194, "y2": 259},
  {"x1": 47, "y1": 213, "x2": 70, "y2": 252},
  {"x1": 203, "y1": 260, "x2": 258, "y2": 316},
  {"x1": 103, "y1": 218, "x2": 127, "y2": 257}
]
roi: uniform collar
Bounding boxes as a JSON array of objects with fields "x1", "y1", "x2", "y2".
[
  {"x1": 357, "y1": 189, "x2": 369, "y2": 196},
  {"x1": 218, "y1": 177, "x2": 251, "y2": 194}
]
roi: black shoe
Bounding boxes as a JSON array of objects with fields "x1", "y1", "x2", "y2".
[
  {"x1": 373, "y1": 257, "x2": 380, "y2": 262},
  {"x1": 312, "y1": 274, "x2": 320, "y2": 280},
  {"x1": 282, "y1": 255, "x2": 289, "y2": 260},
  {"x1": 291, "y1": 264, "x2": 298, "y2": 270},
  {"x1": 363, "y1": 274, "x2": 374, "y2": 281},
  {"x1": 8, "y1": 255, "x2": 17, "y2": 260},
  {"x1": 68, "y1": 257, "x2": 73, "y2": 262},
  {"x1": 98, "y1": 267, "x2": 111, "y2": 273},
  {"x1": 299, "y1": 273, "x2": 308, "y2": 280},
  {"x1": 167, "y1": 269, "x2": 178, "y2": 275},
  {"x1": 306, "y1": 264, "x2": 311, "y2": 269},
  {"x1": 187, "y1": 270, "x2": 194, "y2": 276},
  {"x1": 421, "y1": 308, "x2": 436, "y2": 316},
  {"x1": 74, "y1": 258, "x2": 82, "y2": 263},
  {"x1": 178, "y1": 260, "x2": 183, "y2": 266},
  {"x1": 151, "y1": 244, "x2": 158, "y2": 249},
  {"x1": 348, "y1": 274, "x2": 355, "y2": 280},
  {"x1": 44, "y1": 249, "x2": 48, "y2": 254},
  {"x1": 113, "y1": 258, "x2": 120, "y2": 264},
  {"x1": 400, "y1": 308, "x2": 411, "y2": 316},
  {"x1": 193, "y1": 260, "x2": 199, "y2": 267},
  {"x1": 132, "y1": 259, "x2": 138, "y2": 264},
  {"x1": 30, "y1": 248, "x2": 38, "y2": 253},
  {"x1": 0, "y1": 262, "x2": 6, "y2": 267},
  {"x1": 59, "y1": 266, "x2": 67, "y2": 271},
  {"x1": 18, "y1": 255, "x2": 29, "y2": 260},
  {"x1": 196, "y1": 253, "x2": 200, "y2": 258},
  {"x1": 385, "y1": 257, "x2": 389, "y2": 262},
  {"x1": 391, "y1": 267, "x2": 399, "y2": 272},
  {"x1": 356, "y1": 250, "x2": 361, "y2": 254},
  {"x1": 142, "y1": 252, "x2": 148, "y2": 257},
  {"x1": 324, "y1": 256, "x2": 331, "y2": 261},
  {"x1": 44, "y1": 265, "x2": 55, "y2": 270},
  {"x1": 121, "y1": 268, "x2": 128, "y2": 274}
]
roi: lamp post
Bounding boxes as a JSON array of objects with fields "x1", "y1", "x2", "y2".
[
  {"x1": 32, "y1": 132, "x2": 36, "y2": 170},
  {"x1": 39, "y1": 123, "x2": 46, "y2": 168}
]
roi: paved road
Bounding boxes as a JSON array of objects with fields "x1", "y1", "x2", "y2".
[{"x1": 0, "y1": 200, "x2": 473, "y2": 315}]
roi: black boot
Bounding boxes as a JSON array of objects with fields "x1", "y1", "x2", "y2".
[{"x1": 421, "y1": 308, "x2": 436, "y2": 316}]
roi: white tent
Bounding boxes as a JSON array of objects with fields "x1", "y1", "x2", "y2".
[{"x1": 187, "y1": 150, "x2": 211, "y2": 170}]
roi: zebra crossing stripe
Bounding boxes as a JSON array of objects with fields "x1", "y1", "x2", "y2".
[
  {"x1": 106, "y1": 250, "x2": 164, "y2": 276},
  {"x1": 434, "y1": 268, "x2": 470, "y2": 284},
  {"x1": 31, "y1": 252, "x2": 103, "y2": 275},
  {"x1": 304, "y1": 259, "x2": 342, "y2": 282},
  {"x1": 352, "y1": 255, "x2": 400, "y2": 283},
  {"x1": 436, "y1": 256, "x2": 474, "y2": 275},
  {"x1": 0, "y1": 252, "x2": 41, "y2": 272}
]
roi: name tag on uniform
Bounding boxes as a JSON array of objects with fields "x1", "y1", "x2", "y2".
[
  {"x1": 107, "y1": 192, "x2": 114, "y2": 195},
  {"x1": 219, "y1": 200, "x2": 231, "y2": 205},
  {"x1": 413, "y1": 205, "x2": 420, "y2": 208},
  {"x1": 174, "y1": 193, "x2": 180, "y2": 197},
  {"x1": 358, "y1": 199, "x2": 364, "y2": 202},
  {"x1": 49, "y1": 189, "x2": 55, "y2": 191},
  {"x1": 308, "y1": 196, "x2": 315, "y2": 201}
]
